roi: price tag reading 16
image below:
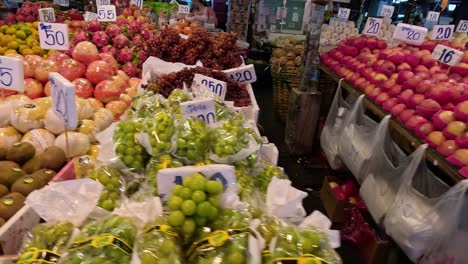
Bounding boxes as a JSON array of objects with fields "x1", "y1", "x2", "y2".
[
  {"x1": 223, "y1": 64, "x2": 257, "y2": 85},
  {"x1": 363, "y1": 17, "x2": 382, "y2": 36},
  {"x1": 0, "y1": 56, "x2": 24, "y2": 92},
  {"x1": 38, "y1": 22, "x2": 69, "y2": 50},
  {"x1": 432, "y1": 44, "x2": 464, "y2": 67},
  {"x1": 392, "y1": 23, "x2": 427, "y2": 46},
  {"x1": 97, "y1": 5, "x2": 117, "y2": 22}
]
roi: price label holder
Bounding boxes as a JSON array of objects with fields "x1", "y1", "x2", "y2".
[
  {"x1": 431, "y1": 25, "x2": 454, "y2": 41},
  {"x1": 130, "y1": 0, "x2": 143, "y2": 9},
  {"x1": 192, "y1": 74, "x2": 228, "y2": 100},
  {"x1": 223, "y1": 64, "x2": 257, "y2": 85},
  {"x1": 426, "y1": 11, "x2": 439, "y2": 22},
  {"x1": 392, "y1": 23, "x2": 427, "y2": 46},
  {"x1": 363, "y1": 17, "x2": 382, "y2": 37},
  {"x1": 157, "y1": 164, "x2": 237, "y2": 203},
  {"x1": 180, "y1": 99, "x2": 217, "y2": 126},
  {"x1": 178, "y1": 4, "x2": 190, "y2": 14},
  {"x1": 0, "y1": 56, "x2": 24, "y2": 94},
  {"x1": 84, "y1": 11, "x2": 98, "y2": 21},
  {"x1": 53, "y1": 0, "x2": 69, "y2": 7},
  {"x1": 337, "y1": 8, "x2": 350, "y2": 21},
  {"x1": 38, "y1": 22, "x2": 69, "y2": 50},
  {"x1": 432, "y1": 44, "x2": 463, "y2": 67},
  {"x1": 97, "y1": 5, "x2": 117, "y2": 22},
  {"x1": 39, "y1": 8, "x2": 55, "y2": 23},
  {"x1": 379, "y1": 5, "x2": 394, "y2": 18},
  {"x1": 456, "y1": 20, "x2": 468, "y2": 33},
  {"x1": 96, "y1": 0, "x2": 110, "y2": 5}
]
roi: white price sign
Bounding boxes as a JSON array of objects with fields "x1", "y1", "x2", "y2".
[
  {"x1": 426, "y1": 11, "x2": 439, "y2": 22},
  {"x1": 130, "y1": 0, "x2": 142, "y2": 9},
  {"x1": 193, "y1": 74, "x2": 228, "y2": 100},
  {"x1": 96, "y1": 0, "x2": 110, "y2": 5},
  {"x1": 38, "y1": 22, "x2": 69, "y2": 50},
  {"x1": 432, "y1": 44, "x2": 464, "y2": 67},
  {"x1": 223, "y1": 64, "x2": 257, "y2": 85},
  {"x1": 392, "y1": 23, "x2": 427, "y2": 46},
  {"x1": 53, "y1": 0, "x2": 68, "y2": 7},
  {"x1": 157, "y1": 165, "x2": 237, "y2": 203},
  {"x1": 180, "y1": 99, "x2": 217, "y2": 125},
  {"x1": 84, "y1": 11, "x2": 98, "y2": 21},
  {"x1": 431, "y1": 25, "x2": 454, "y2": 41},
  {"x1": 0, "y1": 56, "x2": 23, "y2": 92},
  {"x1": 178, "y1": 4, "x2": 190, "y2": 14},
  {"x1": 456, "y1": 20, "x2": 468, "y2": 33},
  {"x1": 97, "y1": 5, "x2": 116, "y2": 22},
  {"x1": 337, "y1": 8, "x2": 350, "y2": 21},
  {"x1": 363, "y1": 17, "x2": 382, "y2": 36},
  {"x1": 49, "y1": 72, "x2": 77, "y2": 128},
  {"x1": 380, "y1": 5, "x2": 394, "y2": 18},
  {"x1": 39, "y1": 8, "x2": 55, "y2": 23}
]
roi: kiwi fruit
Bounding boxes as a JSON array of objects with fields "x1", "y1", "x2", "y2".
[
  {"x1": 11, "y1": 175, "x2": 45, "y2": 196},
  {"x1": 32, "y1": 169, "x2": 56, "y2": 183},
  {"x1": 0, "y1": 192, "x2": 25, "y2": 221},
  {"x1": 0, "y1": 166, "x2": 25, "y2": 187},
  {"x1": 0, "y1": 146, "x2": 7, "y2": 160},
  {"x1": 0, "y1": 161, "x2": 20, "y2": 173},
  {"x1": 22, "y1": 156, "x2": 40, "y2": 174},
  {"x1": 6, "y1": 142, "x2": 36, "y2": 165},
  {"x1": 39, "y1": 146, "x2": 67, "y2": 171},
  {"x1": 0, "y1": 185, "x2": 8, "y2": 198},
  {"x1": 0, "y1": 217, "x2": 4, "y2": 227}
]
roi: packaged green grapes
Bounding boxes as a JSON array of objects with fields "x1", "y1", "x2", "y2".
[
  {"x1": 168, "y1": 89, "x2": 192, "y2": 119},
  {"x1": 88, "y1": 166, "x2": 124, "y2": 212},
  {"x1": 174, "y1": 118, "x2": 210, "y2": 164},
  {"x1": 59, "y1": 215, "x2": 137, "y2": 264},
  {"x1": 136, "y1": 218, "x2": 184, "y2": 264},
  {"x1": 126, "y1": 93, "x2": 168, "y2": 119},
  {"x1": 137, "y1": 111, "x2": 177, "y2": 157},
  {"x1": 145, "y1": 154, "x2": 184, "y2": 196},
  {"x1": 17, "y1": 222, "x2": 75, "y2": 264},
  {"x1": 113, "y1": 120, "x2": 150, "y2": 172},
  {"x1": 253, "y1": 163, "x2": 288, "y2": 195}
]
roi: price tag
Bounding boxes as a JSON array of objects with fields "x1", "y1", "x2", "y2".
[
  {"x1": 392, "y1": 23, "x2": 427, "y2": 46},
  {"x1": 337, "y1": 8, "x2": 350, "y2": 21},
  {"x1": 426, "y1": 11, "x2": 439, "y2": 22},
  {"x1": 363, "y1": 17, "x2": 382, "y2": 36},
  {"x1": 0, "y1": 56, "x2": 23, "y2": 92},
  {"x1": 223, "y1": 64, "x2": 257, "y2": 85},
  {"x1": 38, "y1": 22, "x2": 69, "y2": 50},
  {"x1": 96, "y1": 0, "x2": 110, "y2": 5},
  {"x1": 456, "y1": 20, "x2": 468, "y2": 33},
  {"x1": 49, "y1": 72, "x2": 77, "y2": 128},
  {"x1": 180, "y1": 99, "x2": 217, "y2": 125},
  {"x1": 84, "y1": 11, "x2": 98, "y2": 21},
  {"x1": 431, "y1": 25, "x2": 454, "y2": 41},
  {"x1": 157, "y1": 165, "x2": 237, "y2": 203},
  {"x1": 432, "y1": 44, "x2": 464, "y2": 67},
  {"x1": 97, "y1": 5, "x2": 117, "y2": 22},
  {"x1": 379, "y1": 5, "x2": 394, "y2": 17},
  {"x1": 39, "y1": 8, "x2": 55, "y2": 22},
  {"x1": 53, "y1": 0, "x2": 68, "y2": 7},
  {"x1": 178, "y1": 4, "x2": 190, "y2": 14},
  {"x1": 130, "y1": 0, "x2": 142, "y2": 8},
  {"x1": 193, "y1": 74, "x2": 228, "y2": 100}
]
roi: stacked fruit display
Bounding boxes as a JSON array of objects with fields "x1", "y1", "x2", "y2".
[
  {"x1": 321, "y1": 35, "x2": 468, "y2": 174},
  {"x1": 0, "y1": 22, "x2": 46, "y2": 57},
  {"x1": 270, "y1": 36, "x2": 304, "y2": 70}
]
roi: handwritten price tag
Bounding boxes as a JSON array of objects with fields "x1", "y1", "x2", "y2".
[
  {"x1": 97, "y1": 5, "x2": 116, "y2": 22},
  {"x1": 130, "y1": 0, "x2": 143, "y2": 9},
  {"x1": 456, "y1": 20, "x2": 468, "y2": 33},
  {"x1": 180, "y1": 99, "x2": 217, "y2": 125},
  {"x1": 192, "y1": 74, "x2": 228, "y2": 100},
  {"x1": 380, "y1": 5, "x2": 394, "y2": 17},
  {"x1": 178, "y1": 4, "x2": 190, "y2": 14},
  {"x1": 426, "y1": 11, "x2": 439, "y2": 22},
  {"x1": 84, "y1": 11, "x2": 98, "y2": 21},
  {"x1": 392, "y1": 23, "x2": 427, "y2": 46},
  {"x1": 432, "y1": 44, "x2": 464, "y2": 67},
  {"x1": 49, "y1": 72, "x2": 77, "y2": 128},
  {"x1": 431, "y1": 25, "x2": 454, "y2": 41},
  {"x1": 0, "y1": 56, "x2": 23, "y2": 92},
  {"x1": 38, "y1": 22, "x2": 69, "y2": 50},
  {"x1": 39, "y1": 8, "x2": 55, "y2": 23},
  {"x1": 53, "y1": 0, "x2": 68, "y2": 7},
  {"x1": 363, "y1": 17, "x2": 382, "y2": 36},
  {"x1": 223, "y1": 64, "x2": 257, "y2": 85},
  {"x1": 337, "y1": 8, "x2": 350, "y2": 21},
  {"x1": 96, "y1": 0, "x2": 110, "y2": 5}
]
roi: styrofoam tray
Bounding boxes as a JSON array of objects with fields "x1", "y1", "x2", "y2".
[{"x1": 233, "y1": 84, "x2": 259, "y2": 122}]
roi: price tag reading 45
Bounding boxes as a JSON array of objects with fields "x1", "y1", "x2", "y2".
[
  {"x1": 379, "y1": 5, "x2": 394, "y2": 18},
  {"x1": 180, "y1": 99, "x2": 217, "y2": 125},
  {"x1": 363, "y1": 17, "x2": 382, "y2": 36},
  {"x1": 432, "y1": 44, "x2": 464, "y2": 67},
  {"x1": 337, "y1": 8, "x2": 350, "y2": 21},
  {"x1": 39, "y1": 8, "x2": 55, "y2": 23},
  {"x1": 193, "y1": 74, "x2": 227, "y2": 100},
  {"x1": 97, "y1": 5, "x2": 117, "y2": 22},
  {"x1": 431, "y1": 25, "x2": 454, "y2": 41},
  {"x1": 223, "y1": 64, "x2": 257, "y2": 85},
  {"x1": 38, "y1": 22, "x2": 69, "y2": 50},
  {"x1": 392, "y1": 23, "x2": 427, "y2": 46},
  {"x1": 0, "y1": 56, "x2": 23, "y2": 92},
  {"x1": 49, "y1": 72, "x2": 77, "y2": 128},
  {"x1": 456, "y1": 20, "x2": 468, "y2": 33}
]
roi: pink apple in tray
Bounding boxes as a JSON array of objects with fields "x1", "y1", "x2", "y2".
[
  {"x1": 94, "y1": 80, "x2": 122, "y2": 103},
  {"x1": 381, "y1": 79, "x2": 396, "y2": 92},
  {"x1": 405, "y1": 115, "x2": 428, "y2": 132},
  {"x1": 405, "y1": 53, "x2": 421, "y2": 68},
  {"x1": 415, "y1": 79, "x2": 433, "y2": 94},
  {"x1": 354, "y1": 77, "x2": 367, "y2": 88},
  {"x1": 443, "y1": 121, "x2": 467, "y2": 140},
  {"x1": 408, "y1": 94, "x2": 426, "y2": 109},
  {"x1": 451, "y1": 63, "x2": 468, "y2": 77},
  {"x1": 383, "y1": 98, "x2": 399, "y2": 112},
  {"x1": 86, "y1": 60, "x2": 115, "y2": 85},
  {"x1": 387, "y1": 52, "x2": 405, "y2": 65},
  {"x1": 391, "y1": 103, "x2": 407, "y2": 117},
  {"x1": 368, "y1": 87, "x2": 382, "y2": 100},
  {"x1": 426, "y1": 131, "x2": 446, "y2": 148},
  {"x1": 397, "y1": 62, "x2": 412, "y2": 72},
  {"x1": 376, "y1": 61, "x2": 396, "y2": 77},
  {"x1": 389, "y1": 84, "x2": 403, "y2": 97},
  {"x1": 421, "y1": 54, "x2": 437, "y2": 68},
  {"x1": 449, "y1": 73, "x2": 463, "y2": 81},
  {"x1": 454, "y1": 101, "x2": 468, "y2": 122},
  {"x1": 432, "y1": 110, "x2": 456, "y2": 130},
  {"x1": 72, "y1": 78, "x2": 94, "y2": 99},
  {"x1": 375, "y1": 92, "x2": 390, "y2": 105},
  {"x1": 437, "y1": 140, "x2": 459, "y2": 157},
  {"x1": 416, "y1": 71, "x2": 431, "y2": 80},
  {"x1": 415, "y1": 65, "x2": 429, "y2": 74},
  {"x1": 456, "y1": 131, "x2": 468, "y2": 148},
  {"x1": 447, "y1": 149, "x2": 468, "y2": 167},
  {"x1": 398, "y1": 109, "x2": 416, "y2": 123},
  {"x1": 398, "y1": 89, "x2": 414, "y2": 105},
  {"x1": 403, "y1": 76, "x2": 422, "y2": 90},
  {"x1": 431, "y1": 73, "x2": 449, "y2": 82},
  {"x1": 415, "y1": 99, "x2": 441, "y2": 118},
  {"x1": 24, "y1": 78, "x2": 44, "y2": 99},
  {"x1": 416, "y1": 123, "x2": 435, "y2": 138},
  {"x1": 425, "y1": 86, "x2": 452, "y2": 103}
]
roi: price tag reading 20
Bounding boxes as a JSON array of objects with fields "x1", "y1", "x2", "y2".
[
  {"x1": 392, "y1": 23, "x2": 427, "y2": 46},
  {"x1": 38, "y1": 22, "x2": 69, "y2": 50},
  {"x1": 431, "y1": 25, "x2": 454, "y2": 41},
  {"x1": 49, "y1": 72, "x2": 78, "y2": 128},
  {"x1": 180, "y1": 99, "x2": 217, "y2": 125},
  {"x1": 0, "y1": 56, "x2": 24, "y2": 92},
  {"x1": 363, "y1": 17, "x2": 382, "y2": 36},
  {"x1": 193, "y1": 74, "x2": 227, "y2": 100},
  {"x1": 432, "y1": 44, "x2": 464, "y2": 67},
  {"x1": 178, "y1": 5, "x2": 190, "y2": 14},
  {"x1": 97, "y1": 5, "x2": 117, "y2": 22},
  {"x1": 223, "y1": 64, "x2": 257, "y2": 85}
]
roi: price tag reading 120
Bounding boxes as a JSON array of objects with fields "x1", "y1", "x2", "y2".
[
  {"x1": 379, "y1": 5, "x2": 394, "y2": 17},
  {"x1": 456, "y1": 20, "x2": 468, "y2": 33},
  {"x1": 363, "y1": 17, "x2": 382, "y2": 37},
  {"x1": 39, "y1": 8, "x2": 55, "y2": 23},
  {"x1": 38, "y1": 22, "x2": 69, "y2": 50},
  {"x1": 431, "y1": 25, "x2": 454, "y2": 41},
  {"x1": 432, "y1": 44, "x2": 464, "y2": 67},
  {"x1": 0, "y1": 56, "x2": 24, "y2": 92},
  {"x1": 49, "y1": 72, "x2": 77, "y2": 128},
  {"x1": 223, "y1": 64, "x2": 257, "y2": 85},
  {"x1": 193, "y1": 74, "x2": 228, "y2": 100},
  {"x1": 337, "y1": 8, "x2": 350, "y2": 21},
  {"x1": 180, "y1": 99, "x2": 217, "y2": 125},
  {"x1": 392, "y1": 23, "x2": 427, "y2": 46},
  {"x1": 97, "y1": 5, "x2": 117, "y2": 22}
]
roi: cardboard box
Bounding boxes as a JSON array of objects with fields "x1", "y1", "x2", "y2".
[{"x1": 320, "y1": 176, "x2": 352, "y2": 223}]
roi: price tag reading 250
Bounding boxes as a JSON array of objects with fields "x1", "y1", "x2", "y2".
[
  {"x1": 0, "y1": 56, "x2": 23, "y2": 92},
  {"x1": 97, "y1": 5, "x2": 116, "y2": 22},
  {"x1": 432, "y1": 44, "x2": 464, "y2": 67},
  {"x1": 223, "y1": 64, "x2": 257, "y2": 85},
  {"x1": 180, "y1": 99, "x2": 217, "y2": 125},
  {"x1": 363, "y1": 17, "x2": 382, "y2": 36},
  {"x1": 38, "y1": 22, "x2": 69, "y2": 50},
  {"x1": 193, "y1": 74, "x2": 227, "y2": 100},
  {"x1": 392, "y1": 23, "x2": 427, "y2": 46}
]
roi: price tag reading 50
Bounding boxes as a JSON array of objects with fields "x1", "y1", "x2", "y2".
[
  {"x1": 180, "y1": 99, "x2": 217, "y2": 125},
  {"x1": 97, "y1": 5, "x2": 117, "y2": 22},
  {"x1": 49, "y1": 72, "x2": 77, "y2": 128},
  {"x1": 392, "y1": 23, "x2": 427, "y2": 46},
  {"x1": 363, "y1": 17, "x2": 382, "y2": 36},
  {"x1": 193, "y1": 74, "x2": 228, "y2": 100},
  {"x1": 39, "y1": 8, "x2": 55, "y2": 23},
  {"x1": 0, "y1": 56, "x2": 24, "y2": 92},
  {"x1": 431, "y1": 25, "x2": 454, "y2": 41},
  {"x1": 432, "y1": 44, "x2": 464, "y2": 67},
  {"x1": 223, "y1": 64, "x2": 257, "y2": 85},
  {"x1": 38, "y1": 22, "x2": 69, "y2": 50}
]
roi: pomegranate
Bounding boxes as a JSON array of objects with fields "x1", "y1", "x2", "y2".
[
  {"x1": 94, "y1": 80, "x2": 122, "y2": 103},
  {"x1": 72, "y1": 41, "x2": 100, "y2": 65},
  {"x1": 85, "y1": 60, "x2": 115, "y2": 85},
  {"x1": 59, "y1": 59, "x2": 86, "y2": 81},
  {"x1": 72, "y1": 78, "x2": 94, "y2": 98},
  {"x1": 34, "y1": 60, "x2": 59, "y2": 83}
]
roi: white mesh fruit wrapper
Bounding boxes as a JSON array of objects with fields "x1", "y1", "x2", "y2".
[
  {"x1": 300, "y1": 211, "x2": 341, "y2": 249},
  {"x1": 113, "y1": 196, "x2": 163, "y2": 230},
  {"x1": 266, "y1": 177, "x2": 307, "y2": 219}
]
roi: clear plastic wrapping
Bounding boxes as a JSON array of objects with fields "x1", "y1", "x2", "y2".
[
  {"x1": 137, "y1": 111, "x2": 177, "y2": 157},
  {"x1": 126, "y1": 93, "x2": 168, "y2": 120},
  {"x1": 88, "y1": 166, "x2": 124, "y2": 212},
  {"x1": 112, "y1": 120, "x2": 150, "y2": 172},
  {"x1": 174, "y1": 118, "x2": 210, "y2": 164},
  {"x1": 145, "y1": 154, "x2": 184, "y2": 196}
]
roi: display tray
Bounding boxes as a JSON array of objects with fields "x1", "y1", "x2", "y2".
[
  {"x1": 320, "y1": 63, "x2": 463, "y2": 184},
  {"x1": 233, "y1": 83, "x2": 260, "y2": 122}
]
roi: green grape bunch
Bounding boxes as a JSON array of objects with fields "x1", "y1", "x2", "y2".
[
  {"x1": 145, "y1": 154, "x2": 184, "y2": 196},
  {"x1": 114, "y1": 120, "x2": 149, "y2": 171},
  {"x1": 168, "y1": 89, "x2": 192, "y2": 119},
  {"x1": 175, "y1": 118, "x2": 210, "y2": 164},
  {"x1": 88, "y1": 166, "x2": 123, "y2": 212},
  {"x1": 127, "y1": 93, "x2": 168, "y2": 119},
  {"x1": 142, "y1": 111, "x2": 176, "y2": 157},
  {"x1": 254, "y1": 164, "x2": 288, "y2": 195}
]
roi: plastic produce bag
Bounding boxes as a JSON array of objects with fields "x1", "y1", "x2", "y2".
[
  {"x1": 87, "y1": 166, "x2": 124, "y2": 212},
  {"x1": 174, "y1": 118, "x2": 210, "y2": 164},
  {"x1": 266, "y1": 177, "x2": 307, "y2": 220},
  {"x1": 136, "y1": 111, "x2": 177, "y2": 157},
  {"x1": 383, "y1": 147, "x2": 468, "y2": 262},
  {"x1": 126, "y1": 92, "x2": 168, "y2": 119},
  {"x1": 145, "y1": 154, "x2": 184, "y2": 196}
]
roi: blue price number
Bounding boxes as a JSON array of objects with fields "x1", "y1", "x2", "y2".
[
  {"x1": 210, "y1": 172, "x2": 228, "y2": 190},
  {"x1": 40, "y1": 24, "x2": 65, "y2": 46},
  {"x1": 201, "y1": 79, "x2": 223, "y2": 97},
  {"x1": 428, "y1": 13, "x2": 438, "y2": 21},
  {"x1": 366, "y1": 20, "x2": 380, "y2": 34},
  {"x1": 435, "y1": 27, "x2": 452, "y2": 40},
  {"x1": 197, "y1": 112, "x2": 216, "y2": 124},
  {"x1": 174, "y1": 176, "x2": 183, "y2": 185},
  {"x1": 406, "y1": 29, "x2": 421, "y2": 41},
  {"x1": 98, "y1": 9, "x2": 114, "y2": 20},
  {"x1": 43, "y1": 12, "x2": 54, "y2": 22},
  {"x1": 0, "y1": 67, "x2": 12, "y2": 87},
  {"x1": 437, "y1": 49, "x2": 455, "y2": 64},
  {"x1": 459, "y1": 22, "x2": 468, "y2": 32},
  {"x1": 381, "y1": 8, "x2": 391, "y2": 17},
  {"x1": 230, "y1": 70, "x2": 253, "y2": 83}
]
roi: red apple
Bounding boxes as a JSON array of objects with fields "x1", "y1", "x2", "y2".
[
  {"x1": 398, "y1": 109, "x2": 416, "y2": 123},
  {"x1": 431, "y1": 73, "x2": 449, "y2": 82},
  {"x1": 443, "y1": 121, "x2": 467, "y2": 139},
  {"x1": 405, "y1": 53, "x2": 421, "y2": 68},
  {"x1": 425, "y1": 86, "x2": 452, "y2": 103},
  {"x1": 387, "y1": 52, "x2": 405, "y2": 65},
  {"x1": 24, "y1": 78, "x2": 44, "y2": 99},
  {"x1": 404, "y1": 76, "x2": 423, "y2": 90},
  {"x1": 405, "y1": 115, "x2": 428, "y2": 132},
  {"x1": 408, "y1": 94, "x2": 426, "y2": 109},
  {"x1": 398, "y1": 89, "x2": 414, "y2": 104},
  {"x1": 442, "y1": 102, "x2": 455, "y2": 111},
  {"x1": 454, "y1": 101, "x2": 468, "y2": 122},
  {"x1": 381, "y1": 79, "x2": 396, "y2": 92},
  {"x1": 341, "y1": 180, "x2": 358, "y2": 197},
  {"x1": 368, "y1": 87, "x2": 381, "y2": 100},
  {"x1": 377, "y1": 39, "x2": 387, "y2": 50},
  {"x1": 447, "y1": 149, "x2": 468, "y2": 167},
  {"x1": 391, "y1": 103, "x2": 407, "y2": 117},
  {"x1": 456, "y1": 131, "x2": 468, "y2": 148},
  {"x1": 382, "y1": 98, "x2": 399, "y2": 112},
  {"x1": 415, "y1": 79, "x2": 434, "y2": 94},
  {"x1": 414, "y1": 65, "x2": 429, "y2": 74},
  {"x1": 416, "y1": 71, "x2": 431, "y2": 80},
  {"x1": 377, "y1": 61, "x2": 396, "y2": 77},
  {"x1": 421, "y1": 54, "x2": 437, "y2": 68},
  {"x1": 372, "y1": 73, "x2": 388, "y2": 85},
  {"x1": 415, "y1": 99, "x2": 441, "y2": 118},
  {"x1": 437, "y1": 140, "x2": 459, "y2": 157},
  {"x1": 397, "y1": 62, "x2": 412, "y2": 72},
  {"x1": 375, "y1": 92, "x2": 390, "y2": 105},
  {"x1": 433, "y1": 110, "x2": 456, "y2": 130},
  {"x1": 427, "y1": 131, "x2": 446, "y2": 147},
  {"x1": 397, "y1": 70, "x2": 415, "y2": 84},
  {"x1": 59, "y1": 59, "x2": 86, "y2": 82},
  {"x1": 452, "y1": 63, "x2": 468, "y2": 77},
  {"x1": 449, "y1": 73, "x2": 462, "y2": 81},
  {"x1": 353, "y1": 77, "x2": 367, "y2": 88},
  {"x1": 416, "y1": 123, "x2": 435, "y2": 138}
]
